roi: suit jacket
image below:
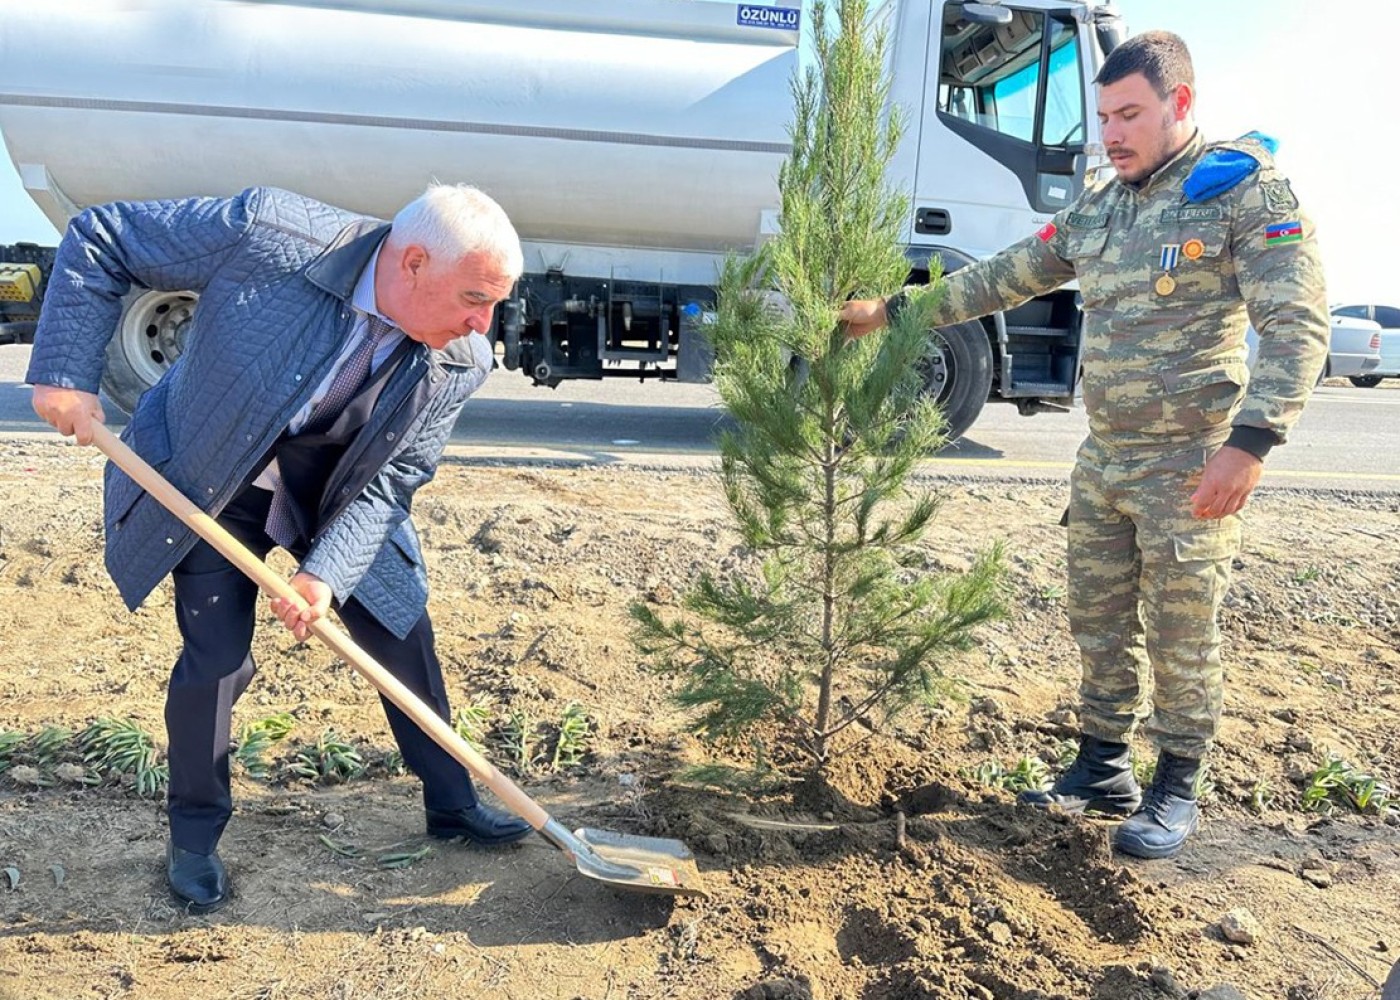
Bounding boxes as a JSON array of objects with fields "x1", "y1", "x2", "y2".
[{"x1": 26, "y1": 187, "x2": 493, "y2": 638}]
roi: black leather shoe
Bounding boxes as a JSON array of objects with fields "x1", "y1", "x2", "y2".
[
  {"x1": 426, "y1": 804, "x2": 532, "y2": 846},
  {"x1": 166, "y1": 842, "x2": 230, "y2": 914}
]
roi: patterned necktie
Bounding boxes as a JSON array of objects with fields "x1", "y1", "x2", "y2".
[
  {"x1": 302, "y1": 315, "x2": 395, "y2": 434},
  {"x1": 265, "y1": 315, "x2": 395, "y2": 546}
]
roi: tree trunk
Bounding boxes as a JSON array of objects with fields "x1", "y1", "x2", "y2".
[{"x1": 813, "y1": 440, "x2": 839, "y2": 762}]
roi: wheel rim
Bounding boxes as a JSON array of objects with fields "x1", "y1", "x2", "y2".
[
  {"x1": 115, "y1": 291, "x2": 194, "y2": 384},
  {"x1": 921, "y1": 331, "x2": 956, "y2": 406}
]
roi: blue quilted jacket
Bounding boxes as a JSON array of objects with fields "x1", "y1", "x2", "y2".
[{"x1": 26, "y1": 187, "x2": 492, "y2": 638}]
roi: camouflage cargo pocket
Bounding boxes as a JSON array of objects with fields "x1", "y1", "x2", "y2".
[
  {"x1": 1104, "y1": 374, "x2": 1165, "y2": 431},
  {"x1": 1063, "y1": 228, "x2": 1112, "y2": 303},
  {"x1": 1171, "y1": 520, "x2": 1241, "y2": 563},
  {"x1": 1065, "y1": 228, "x2": 1109, "y2": 258},
  {"x1": 1172, "y1": 225, "x2": 1232, "y2": 300},
  {"x1": 1159, "y1": 361, "x2": 1247, "y2": 434}
]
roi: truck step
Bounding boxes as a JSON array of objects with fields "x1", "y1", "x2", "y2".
[
  {"x1": 601, "y1": 348, "x2": 670, "y2": 363},
  {"x1": 1007, "y1": 380, "x2": 1072, "y2": 397}
]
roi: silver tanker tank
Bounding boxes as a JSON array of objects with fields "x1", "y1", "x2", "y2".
[{"x1": 0, "y1": 0, "x2": 797, "y2": 256}]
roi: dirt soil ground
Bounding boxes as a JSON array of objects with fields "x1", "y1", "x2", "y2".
[{"x1": 1, "y1": 438, "x2": 1397, "y2": 1000}]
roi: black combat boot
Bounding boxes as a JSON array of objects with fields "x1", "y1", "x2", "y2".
[
  {"x1": 1114, "y1": 750, "x2": 1202, "y2": 859},
  {"x1": 1018, "y1": 733, "x2": 1142, "y2": 817}
]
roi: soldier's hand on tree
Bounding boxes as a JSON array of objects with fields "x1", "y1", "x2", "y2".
[
  {"x1": 271, "y1": 572, "x2": 333, "y2": 642},
  {"x1": 838, "y1": 298, "x2": 889, "y2": 341},
  {"x1": 1190, "y1": 445, "x2": 1263, "y2": 519},
  {"x1": 32, "y1": 385, "x2": 105, "y2": 445}
]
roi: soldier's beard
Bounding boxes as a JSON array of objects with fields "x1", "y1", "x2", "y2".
[
  {"x1": 1108, "y1": 111, "x2": 1181, "y2": 186},
  {"x1": 1110, "y1": 152, "x2": 1157, "y2": 185}
]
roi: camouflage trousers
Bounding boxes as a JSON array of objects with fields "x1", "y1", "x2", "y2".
[{"x1": 1066, "y1": 436, "x2": 1242, "y2": 760}]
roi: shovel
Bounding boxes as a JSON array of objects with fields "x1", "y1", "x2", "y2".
[{"x1": 88, "y1": 423, "x2": 704, "y2": 897}]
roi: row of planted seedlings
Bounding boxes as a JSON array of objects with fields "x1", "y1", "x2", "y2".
[
  {"x1": 0, "y1": 697, "x2": 595, "y2": 792},
  {"x1": 0, "y1": 697, "x2": 595, "y2": 876}
]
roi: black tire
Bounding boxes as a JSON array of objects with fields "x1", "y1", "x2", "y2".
[
  {"x1": 1349, "y1": 374, "x2": 1383, "y2": 389},
  {"x1": 100, "y1": 289, "x2": 197, "y2": 414},
  {"x1": 920, "y1": 320, "x2": 993, "y2": 441}
]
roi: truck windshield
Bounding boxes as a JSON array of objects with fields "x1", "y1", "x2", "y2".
[
  {"x1": 934, "y1": 4, "x2": 1087, "y2": 212},
  {"x1": 938, "y1": 8, "x2": 1085, "y2": 149}
]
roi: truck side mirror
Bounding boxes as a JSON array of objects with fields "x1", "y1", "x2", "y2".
[
  {"x1": 1094, "y1": 4, "x2": 1127, "y2": 54},
  {"x1": 960, "y1": 2, "x2": 1014, "y2": 26}
]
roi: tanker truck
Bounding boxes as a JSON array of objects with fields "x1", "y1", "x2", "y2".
[{"x1": 0, "y1": 0, "x2": 1125, "y2": 438}]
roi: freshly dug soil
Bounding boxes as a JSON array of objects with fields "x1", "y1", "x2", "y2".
[{"x1": 1, "y1": 439, "x2": 1396, "y2": 1000}]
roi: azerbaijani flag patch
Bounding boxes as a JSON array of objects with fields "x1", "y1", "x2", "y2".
[{"x1": 1265, "y1": 221, "x2": 1302, "y2": 246}]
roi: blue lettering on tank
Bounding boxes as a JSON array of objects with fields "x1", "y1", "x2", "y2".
[{"x1": 737, "y1": 5, "x2": 801, "y2": 30}]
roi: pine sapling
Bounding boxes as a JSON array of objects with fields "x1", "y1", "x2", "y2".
[{"x1": 633, "y1": 0, "x2": 1004, "y2": 770}]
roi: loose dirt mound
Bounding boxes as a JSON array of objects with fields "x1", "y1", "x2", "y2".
[{"x1": 2, "y1": 440, "x2": 1397, "y2": 1000}]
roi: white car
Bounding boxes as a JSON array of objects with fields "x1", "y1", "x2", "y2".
[
  {"x1": 1244, "y1": 314, "x2": 1382, "y2": 383},
  {"x1": 1329, "y1": 305, "x2": 1400, "y2": 386}
]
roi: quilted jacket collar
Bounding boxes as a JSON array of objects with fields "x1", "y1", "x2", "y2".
[
  {"x1": 305, "y1": 219, "x2": 391, "y2": 301},
  {"x1": 303, "y1": 218, "x2": 478, "y2": 369}
]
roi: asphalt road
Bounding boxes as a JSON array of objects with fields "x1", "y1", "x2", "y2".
[{"x1": 3, "y1": 344, "x2": 1398, "y2": 491}]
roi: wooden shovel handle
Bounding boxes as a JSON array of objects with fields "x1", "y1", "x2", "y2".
[{"x1": 89, "y1": 423, "x2": 551, "y2": 830}]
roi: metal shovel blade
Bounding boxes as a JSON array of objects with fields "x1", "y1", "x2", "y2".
[{"x1": 570, "y1": 827, "x2": 706, "y2": 897}]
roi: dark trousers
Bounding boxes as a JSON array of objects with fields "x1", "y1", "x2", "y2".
[{"x1": 166, "y1": 485, "x2": 477, "y2": 854}]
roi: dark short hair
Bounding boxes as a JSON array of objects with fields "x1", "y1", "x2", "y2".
[{"x1": 1094, "y1": 30, "x2": 1194, "y2": 97}]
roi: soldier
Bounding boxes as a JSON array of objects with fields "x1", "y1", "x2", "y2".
[{"x1": 841, "y1": 30, "x2": 1328, "y2": 858}]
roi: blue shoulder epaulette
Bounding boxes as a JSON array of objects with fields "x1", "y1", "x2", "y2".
[{"x1": 1183, "y1": 131, "x2": 1279, "y2": 204}]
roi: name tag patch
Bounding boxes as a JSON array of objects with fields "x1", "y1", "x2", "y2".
[
  {"x1": 1067, "y1": 211, "x2": 1109, "y2": 229},
  {"x1": 1160, "y1": 206, "x2": 1225, "y2": 223}
]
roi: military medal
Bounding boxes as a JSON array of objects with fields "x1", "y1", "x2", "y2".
[
  {"x1": 1182, "y1": 238, "x2": 1205, "y2": 260},
  {"x1": 1157, "y1": 243, "x2": 1181, "y2": 296}
]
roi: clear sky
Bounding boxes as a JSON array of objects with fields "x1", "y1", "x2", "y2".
[{"x1": 1, "y1": 0, "x2": 1392, "y2": 304}]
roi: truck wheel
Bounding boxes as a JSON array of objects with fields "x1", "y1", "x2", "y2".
[
  {"x1": 921, "y1": 320, "x2": 993, "y2": 441},
  {"x1": 100, "y1": 289, "x2": 196, "y2": 414},
  {"x1": 1349, "y1": 374, "x2": 1382, "y2": 389}
]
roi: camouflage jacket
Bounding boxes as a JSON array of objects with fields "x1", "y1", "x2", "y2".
[{"x1": 904, "y1": 131, "x2": 1328, "y2": 454}]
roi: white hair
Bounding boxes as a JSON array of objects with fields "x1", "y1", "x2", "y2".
[{"x1": 390, "y1": 183, "x2": 523, "y2": 280}]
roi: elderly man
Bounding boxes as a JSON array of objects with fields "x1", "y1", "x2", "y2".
[{"x1": 29, "y1": 183, "x2": 531, "y2": 912}]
